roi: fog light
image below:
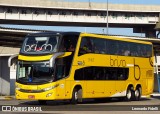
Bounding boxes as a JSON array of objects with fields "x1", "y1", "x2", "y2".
[
  {"x1": 46, "y1": 93, "x2": 52, "y2": 97},
  {"x1": 15, "y1": 86, "x2": 20, "y2": 90},
  {"x1": 16, "y1": 92, "x2": 19, "y2": 97}
]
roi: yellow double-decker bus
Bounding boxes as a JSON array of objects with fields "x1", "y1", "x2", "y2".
[{"x1": 12, "y1": 32, "x2": 154, "y2": 104}]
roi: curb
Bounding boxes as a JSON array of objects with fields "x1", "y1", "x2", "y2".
[
  {"x1": 151, "y1": 93, "x2": 160, "y2": 97},
  {"x1": 0, "y1": 93, "x2": 159, "y2": 100},
  {"x1": 0, "y1": 96, "x2": 15, "y2": 100}
]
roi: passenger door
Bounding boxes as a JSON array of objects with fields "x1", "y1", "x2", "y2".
[{"x1": 55, "y1": 65, "x2": 66, "y2": 99}]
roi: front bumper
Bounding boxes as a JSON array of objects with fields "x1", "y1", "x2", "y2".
[{"x1": 16, "y1": 89, "x2": 56, "y2": 100}]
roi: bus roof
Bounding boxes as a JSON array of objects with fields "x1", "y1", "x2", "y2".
[
  {"x1": 27, "y1": 31, "x2": 80, "y2": 36},
  {"x1": 26, "y1": 31, "x2": 153, "y2": 45},
  {"x1": 80, "y1": 33, "x2": 152, "y2": 45}
]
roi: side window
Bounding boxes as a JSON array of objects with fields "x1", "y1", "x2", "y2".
[
  {"x1": 137, "y1": 45, "x2": 143, "y2": 57},
  {"x1": 130, "y1": 43, "x2": 152, "y2": 57},
  {"x1": 74, "y1": 67, "x2": 129, "y2": 80},
  {"x1": 106, "y1": 40, "x2": 131, "y2": 56},
  {"x1": 146, "y1": 45, "x2": 152, "y2": 57},
  {"x1": 106, "y1": 40, "x2": 118, "y2": 55},
  {"x1": 106, "y1": 68, "x2": 117, "y2": 80},
  {"x1": 59, "y1": 35, "x2": 78, "y2": 52},
  {"x1": 117, "y1": 68, "x2": 129, "y2": 80},
  {"x1": 105, "y1": 67, "x2": 129, "y2": 80},
  {"x1": 84, "y1": 67, "x2": 95, "y2": 80},
  {"x1": 130, "y1": 43, "x2": 138, "y2": 56},
  {"x1": 55, "y1": 58, "x2": 65, "y2": 80},
  {"x1": 55, "y1": 65, "x2": 65, "y2": 80},
  {"x1": 78, "y1": 37, "x2": 152, "y2": 58},
  {"x1": 140, "y1": 45, "x2": 147, "y2": 57},
  {"x1": 92, "y1": 38, "x2": 106, "y2": 54},
  {"x1": 78, "y1": 37, "x2": 93, "y2": 55},
  {"x1": 74, "y1": 67, "x2": 96, "y2": 80},
  {"x1": 55, "y1": 54, "x2": 73, "y2": 80},
  {"x1": 48, "y1": 37, "x2": 58, "y2": 51},
  {"x1": 94, "y1": 67, "x2": 106, "y2": 80},
  {"x1": 74, "y1": 68, "x2": 84, "y2": 80},
  {"x1": 141, "y1": 44, "x2": 152, "y2": 57},
  {"x1": 120, "y1": 42, "x2": 131, "y2": 56}
]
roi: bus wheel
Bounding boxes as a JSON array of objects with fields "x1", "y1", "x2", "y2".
[
  {"x1": 38, "y1": 100, "x2": 47, "y2": 105},
  {"x1": 134, "y1": 87, "x2": 141, "y2": 101},
  {"x1": 71, "y1": 88, "x2": 81, "y2": 104},
  {"x1": 125, "y1": 87, "x2": 133, "y2": 101}
]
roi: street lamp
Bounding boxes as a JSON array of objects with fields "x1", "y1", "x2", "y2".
[
  {"x1": 89, "y1": 0, "x2": 91, "y2": 8},
  {"x1": 106, "y1": 0, "x2": 109, "y2": 34}
]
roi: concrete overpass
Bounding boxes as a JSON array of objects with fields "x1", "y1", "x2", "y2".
[
  {"x1": 0, "y1": 0, "x2": 160, "y2": 37},
  {"x1": 0, "y1": 26, "x2": 50, "y2": 47}
]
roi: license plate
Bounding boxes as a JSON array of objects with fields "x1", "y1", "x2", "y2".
[{"x1": 28, "y1": 95, "x2": 35, "y2": 99}]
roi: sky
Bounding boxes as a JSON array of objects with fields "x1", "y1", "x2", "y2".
[
  {"x1": 67, "y1": 0, "x2": 160, "y2": 5},
  {"x1": 1, "y1": 0, "x2": 160, "y2": 36}
]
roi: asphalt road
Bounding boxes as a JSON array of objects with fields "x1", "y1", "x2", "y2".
[{"x1": 0, "y1": 96, "x2": 160, "y2": 114}]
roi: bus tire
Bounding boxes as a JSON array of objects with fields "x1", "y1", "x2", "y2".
[
  {"x1": 70, "y1": 88, "x2": 79, "y2": 104},
  {"x1": 70, "y1": 88, "x2": 82, "y2": 104},
  {"x1": 125, "y1": 87, "x2": 133, "y2": 101},
  {"x1": 134, "y1": 87, "x2": 141, "y2": 101},
  {"x1": 38, "y1": 100, "x2": 47, "y2": 105}
]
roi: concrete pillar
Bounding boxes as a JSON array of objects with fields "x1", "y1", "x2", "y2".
[
  {"x1": 155, "y1": 22, "x2": 160, "y2": 38},
  {"x1": 10, "y1": 63, "x2": 17, "y2": 95},
  {"x1": 145, "y1": 29, "x2": 156, "y2": 38},
  {"x1": 154, "y1": 73, "x2": 158, "y2": 92},
  {"x1": 0, "y1": 56, "x2": 10, "y2": 96},
  {"x1": 156, "y1": 32, "x2": 160, "y2": 38},
  {"x1": 133, "y1": 27, "x2": 156, "y2": 38}
]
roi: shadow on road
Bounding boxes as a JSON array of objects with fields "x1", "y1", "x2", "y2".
[
  {"x1": 151, "y1": 96, "x2": 160, "y2": 100},
  {"x1": 16, "y1": 97, "x2": 154, "y2": 111},
  {"x1": 18, "y1": 97, "x2": 151, "y2": 106}
]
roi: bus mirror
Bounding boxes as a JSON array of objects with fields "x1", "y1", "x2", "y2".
[
  {"x1": 50, "y1": 52, "x2": 65, "y2": 67},
  {"x1": 8, "y1": 54, "x2": 18, "y2": 67}
]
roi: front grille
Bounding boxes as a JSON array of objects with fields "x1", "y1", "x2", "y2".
[{"x1": 19, "y1": 89, "x2": 45, "y2": 93}]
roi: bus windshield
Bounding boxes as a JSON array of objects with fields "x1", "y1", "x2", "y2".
[
  {"x1": 17, "y1": 61, "x2": 54, "y2": 84},
  {"x1": 22, "y1": 35, "x2": 60, "y2": 54}
]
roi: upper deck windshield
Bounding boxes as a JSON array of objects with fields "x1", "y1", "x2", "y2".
[
  {"x1": 21, "y1": 35, "x2": 60, "y2": 54},
  {"x1": 20, "y1": 33, "x2": 79, "y2": 55}
]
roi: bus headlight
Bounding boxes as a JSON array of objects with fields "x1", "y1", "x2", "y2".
[
  {"x1": 15, "y1": 84, "x2": 20, "y2": 90},
  {"x1": 46, "y1": 93, "x2": 52, "y2": 97},
  {"x1": 43, "y1": 84, "x2": 59, "y2": 92},
  {"x1": 43, "y1": 86, "x2": 53, "y2": 91}
]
